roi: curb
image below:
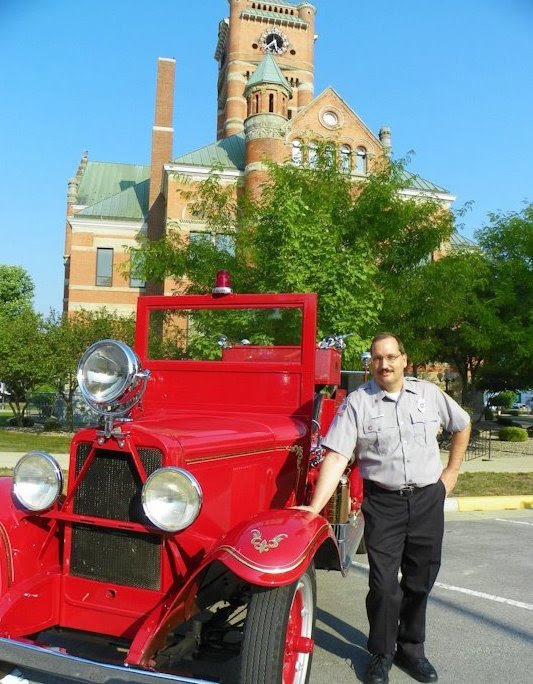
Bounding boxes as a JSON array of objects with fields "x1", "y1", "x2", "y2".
[{"x1": 445, "y1": 495, "x2": 533, "y2": 512}]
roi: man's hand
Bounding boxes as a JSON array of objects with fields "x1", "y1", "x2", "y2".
[
  {"x1": 441, "y1": 422, "x2": 471, "y2": 494},
  {"x1": 440, "y1": 466, "x2": 459, "y2": 495},
  {"x1": 292, "y1": 505, "x2": 320, "y2": 514}
]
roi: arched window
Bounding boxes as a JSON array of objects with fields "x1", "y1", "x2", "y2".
[
  {"x1": 356, "y1": 147, "x2": 367, "y2": 173},
  {"x1": 340, "y1": 144, "x2": 352, "y2": 173},
  {"x1": 308, "y1": 142, "x2": 318, "y2": 169},
  {"x1": 269, "y1": 93, "x2": 274, "y2": 112},
  {"x1": 324, "y1": 144, "x2": 335, "y2": 167},
  {"x1": 292, "y1": 139, "x2": 303, "y2": 166}
]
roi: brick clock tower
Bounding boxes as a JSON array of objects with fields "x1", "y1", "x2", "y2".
[
  {"x1": 63, "y1": 0, "x2": 454, "y2": 315},
  {"x1": 215, "y1": 0, "x2": 316, "y2": 139}
]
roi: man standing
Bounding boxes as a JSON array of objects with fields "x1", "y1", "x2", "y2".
[{"x1": 298, "y1": 333, "x2": 471, "y2": 684}]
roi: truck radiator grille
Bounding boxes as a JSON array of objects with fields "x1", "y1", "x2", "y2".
[{"x1": 70, "y1": 443, "x2": 162, "y2": 589}]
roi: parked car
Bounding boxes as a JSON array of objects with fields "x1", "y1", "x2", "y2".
[{"x1": 0, "y1": 274, "x2": 364, "y2": 684}]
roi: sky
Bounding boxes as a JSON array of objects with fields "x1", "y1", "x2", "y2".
[{"x1": 1, "y1": 0, "x2": 532, "y2": 314}]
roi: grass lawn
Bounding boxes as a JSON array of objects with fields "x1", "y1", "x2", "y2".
[
  {"x1": 452, "y1": 471, "x2": 533, "y2": 497},
  {"x1": 0, "y1": 430, "x2": 71, "y2": 453}
]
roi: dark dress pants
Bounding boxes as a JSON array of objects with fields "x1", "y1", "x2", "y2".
[{"x1": 362, "y1": 480, "x2": 446, "y2": 659}]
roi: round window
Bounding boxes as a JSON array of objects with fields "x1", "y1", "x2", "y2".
[{"x1": 321, "y1": 110, "x2": 339, "y2": 127}]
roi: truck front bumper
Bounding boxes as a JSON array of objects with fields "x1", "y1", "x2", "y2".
[{"x1": 0, "y1": 638, "x2": 214, "y2": 684}]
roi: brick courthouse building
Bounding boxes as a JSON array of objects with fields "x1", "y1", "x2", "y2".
[{"x1": 63, "y1": 0, "x2": 454, "y2": 315}]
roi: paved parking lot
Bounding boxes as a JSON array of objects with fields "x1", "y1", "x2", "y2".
[{"x1": 310, "y1": 509, "x2": 533, "y2": 683}]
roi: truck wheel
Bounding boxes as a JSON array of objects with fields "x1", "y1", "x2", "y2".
[{"x1": 239, "y1": 563, "x2": 316, "y2": 684}]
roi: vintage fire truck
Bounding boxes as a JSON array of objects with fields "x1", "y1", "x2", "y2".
[{"x1": 0, "y1": 274, "x2": 364, "y2": 684}]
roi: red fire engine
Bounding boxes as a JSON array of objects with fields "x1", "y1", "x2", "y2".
[{"x1": 0, "y1": 274, "x2": 364, "y2": 684}]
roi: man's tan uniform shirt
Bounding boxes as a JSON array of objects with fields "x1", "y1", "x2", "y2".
[{"x1": 322, "y1": 377, "x2": 470, "y2": 490}]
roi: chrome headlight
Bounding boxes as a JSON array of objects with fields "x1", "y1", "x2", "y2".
[
  {"x1": 13, "y1": 451, "x2": 63, "y2": 512},
  {"x1": 77, "y1": 339, "x2": 149, "y2": 415},
  {"x1": 142, "y1": 468, "x2": 202, "y2": 532}
]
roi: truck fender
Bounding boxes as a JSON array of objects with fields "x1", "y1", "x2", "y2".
[
  {"x1": 212, "y1": 508, "x2": 340, "y2": 586},
  {"x1": 0, "y1": 478, "x2": 62, "y2": 635},
  {"x1": 0, "y1": 478, "x2": 61, "y2": 589}
]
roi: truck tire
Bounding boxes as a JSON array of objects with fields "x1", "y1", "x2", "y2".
[{"x1": 239, "y1": 563, "x2": 316, "y2": 684}]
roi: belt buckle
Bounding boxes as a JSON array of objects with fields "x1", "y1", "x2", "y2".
[{"x1": 399, "y1": 484, "x2": 416, "y2": 497}]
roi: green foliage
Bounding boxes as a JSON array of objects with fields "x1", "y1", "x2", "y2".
[
  {"x1": 473, "y1": 203, "x2": 533, "y2": 389},
  {"x1": 135, "y1": 151, "x2": 452, "y2": 368},
  {"x1": 379, "y1": 201, "x2": 533, "y2": 399},
  {"x1": 0, "y1": 308, "x2": 48, "y2": 425},
  {"x1": 483, "y1": 406, "x2": 494, "y2": 420},
  {"x1": 496, "y1": 416, "x2": 521, "y2": 427},
  {"x1": 7, "y1": 416, "x2": 34, "y2": 427},
  {"x1": 497, "y1": 426, "x2": 528, "y2": 442},
  {"x1": 490, "y1": 390, "x2": 518, "y2": 408},
  {"x1": 0, "y1": 265, "x2": 34, "y2": 317},
  {"x1": 44, "y1": 308, "x2": 135, "y2": 431},
  {"x1": 43, "y1": 417, "x2": 62, "y2": 432}
]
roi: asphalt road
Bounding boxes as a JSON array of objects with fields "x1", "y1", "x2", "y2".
[
  {"x1": 6, "y1": 510, "x2": 533, "y2": 684},
  {"x1": 310, "y1": 508, "x2": 533, "y2": 684}
]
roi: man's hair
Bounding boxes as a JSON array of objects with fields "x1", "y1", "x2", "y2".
[{"x1": 370, "y1": 332, "x2": 406, "y2": 355}]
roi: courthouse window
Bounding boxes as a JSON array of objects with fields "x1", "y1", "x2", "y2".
[
  {"x1": 355, "y1": 147, "x2": 367, "y2": 173},
  {"x1": 96, "y1": 248, "x2": 113, "y2": 287},
  {"x1": 340, "y1": 145, "x2": 352, "y2": 173}
]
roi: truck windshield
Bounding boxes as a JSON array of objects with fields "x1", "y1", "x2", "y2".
[{"x1": 147, "y1": 306, "x2": 303, "y2": 362}]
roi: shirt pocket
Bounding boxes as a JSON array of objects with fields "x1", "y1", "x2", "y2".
[
  {"x1": 363, "y1": 415, "x2": 398, "y2": 456},
  {"x1": 409, "y1": 410, "x2": 440, "y2": 447}
]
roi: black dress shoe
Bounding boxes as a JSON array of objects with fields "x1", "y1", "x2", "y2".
[
  {"x1": 394, "y1": 651, "x2": 438, "y2": 682},
  {"x1": 364, "y1": 653, "x2": 393, "y2": 684}
]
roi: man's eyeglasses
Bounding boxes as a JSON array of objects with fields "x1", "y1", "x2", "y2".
[{"x1": 371, "y1": 353, "x2": 404, "y2": 364}]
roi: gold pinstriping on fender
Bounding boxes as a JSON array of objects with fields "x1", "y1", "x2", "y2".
[
  {"x1": 0, "y1": 523, "x2": 14, "y2": 586},
  {"x1": 217, "y1": 523, "x2": 332, "y2": 575}
]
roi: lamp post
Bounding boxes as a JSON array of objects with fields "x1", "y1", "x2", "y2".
[{"x1": 361, "y1": 351, "x2": 372, "y2": 383}]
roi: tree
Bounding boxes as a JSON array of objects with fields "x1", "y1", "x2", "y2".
[
  {"x1": 134, "y1": 152, "x2": 453, "y2": 368},
  {"x1": 0, "y1": 309, "x2": 48, "y2": 425},
  {"x1": 474, "y1": 203, "x2": 533, "y2": 390},
  {"x1": 378, "y1": 202, "x2": 533, "y2": 403},
  {"x1": 45, "y1": 309, "x2": 135, "y2": 431},
  {"x1": 0, "y1": 264, "x2": 34, "y2": 317}
]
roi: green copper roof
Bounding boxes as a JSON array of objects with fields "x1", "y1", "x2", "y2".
[
  {"x1": 450, "y1": 232, "x2": 477, "y2": 250},
  {"x1": 76, "y1": 161, "x2": 149, "y2": 220},
  {"x1": 78, "y1": 180, "x2": 149, "y2": 220},
  {"x1": 245, "y1": 53, "x2": 292, "y2": 93},
  {"x1": 172, "y1": 136, "x2": 449, "y2": 198},
  {"x1": 173, "y1": 134, "x2": 245, "y2": 170},
  {"x1": 399, "y1": 169, "x2": 449, "y2": 194}
]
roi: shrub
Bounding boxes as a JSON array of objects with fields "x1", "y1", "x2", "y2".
[
  {"x1": 7, "y1": 416, "x2": 35, "y2": 427},
  {"x1": 483, "y1": 406, "x2": 494, "y2": 420},
  {"x1": 498, "y1": 427, "x2": 528, "y2": 442},
  {"x1": 490, "y1": 390, "x2": 518, "y2": 409},
  {"x1": 497, "y1": 416, "x2": 521, "y2": 428},
  {"x1": 43, "y1": 417, "x2": 63, "y2": 432}
]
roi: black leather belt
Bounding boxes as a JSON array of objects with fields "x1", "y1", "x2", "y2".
[{"x1": 364, "y1": 481, "x2": 419, "y2": 497}]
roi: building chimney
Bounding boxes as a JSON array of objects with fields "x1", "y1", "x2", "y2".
[
  {"x1": 147, "y1": 57, "x2": 175, "y2": 242},
  {"x1": 146, "y1": 57, "x2": 175, "y2": 295}
]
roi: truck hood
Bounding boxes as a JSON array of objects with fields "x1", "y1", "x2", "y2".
[{"x1": 131, "y1": 411, "x2": 308, "y2": 460}]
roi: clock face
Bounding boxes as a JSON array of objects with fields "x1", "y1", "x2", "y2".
[{"x1": 260, "y1": 28, "x2": 288, "y2": 55}]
